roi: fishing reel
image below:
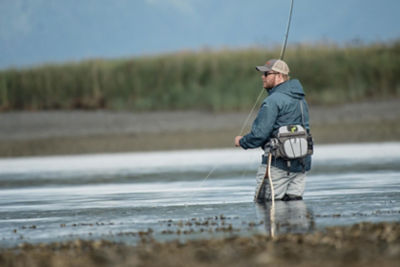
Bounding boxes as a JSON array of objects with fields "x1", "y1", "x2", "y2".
[{"x1": 264, "y1": 138, "x2": 280, "y2": 154}]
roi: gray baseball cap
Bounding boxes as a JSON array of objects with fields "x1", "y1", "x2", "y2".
[{"x1": 256, "y1": 59, "x2": 290, "y2": 75}]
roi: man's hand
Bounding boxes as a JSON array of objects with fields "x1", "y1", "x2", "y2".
[{"x1": 235, "y1": 136, "x2": 243, "y2": 147}]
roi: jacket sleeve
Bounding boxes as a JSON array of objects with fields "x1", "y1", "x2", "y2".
[{"x1": 239, "y1": 98, "x2": 278, "y2": 149}]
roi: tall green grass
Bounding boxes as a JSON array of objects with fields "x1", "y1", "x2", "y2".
[{"x1": 1, "y1": 41, "x2": 399, "y2": 111}]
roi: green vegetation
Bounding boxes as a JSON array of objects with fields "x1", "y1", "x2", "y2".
[{"x1": 1, "y1": 41, "x2": 399, "y2": 111}]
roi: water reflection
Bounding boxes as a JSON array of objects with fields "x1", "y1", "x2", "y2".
[{"x1": 255, "y1": 200, "x2": 315, "y2": 238}]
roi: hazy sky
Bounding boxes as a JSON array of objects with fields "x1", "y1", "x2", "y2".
[{"x1": 0, "y1": 0, "x2": 399, "y2": 69}]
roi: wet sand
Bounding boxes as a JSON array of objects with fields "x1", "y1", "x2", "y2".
[
  {"x1": 1, "y1": 99, "x2": 399, "y2": 157},
  {"x1": 1, "y1": 222, "x2": 399, "y2": 267}
]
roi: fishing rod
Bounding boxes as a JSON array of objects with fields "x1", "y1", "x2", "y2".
[
  {"x1": 255, "y1": 0, "x2": 295, "y2": 204},
  {"x1": 197, "y1": 0, "x2": 295, "y2": 201},
  {"x1": 280, "y1": 0, "x2": 294, "y2": 60},
  {"x1": 240, "y1": 0, "x2": 294, "y2": 138}
]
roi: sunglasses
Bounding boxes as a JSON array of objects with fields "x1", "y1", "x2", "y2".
[{"x1": 263, "y1": 72, "x2": 280, "y2": 76}]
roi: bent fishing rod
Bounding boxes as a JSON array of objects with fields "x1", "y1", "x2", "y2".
[
  {"x1": 280, "y1": 0, "x2": 294, "y2": 60},
  {"x1": 254, "y1": 0, "x2": 294, "y2": 204},
  {"x1": 240, "y1": 0, "x2": 294, "y2": 136},
  {"x1": 196, "y1": 0, "x2": 295, "y2": 200}
]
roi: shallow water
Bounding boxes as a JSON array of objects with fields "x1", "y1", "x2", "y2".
[{"x1": 0, "y1": 143, "x2": 399, "y2": 247}]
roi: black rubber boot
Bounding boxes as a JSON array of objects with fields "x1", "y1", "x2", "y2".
[{"x1": 282, "y1": 194, "x2": 303, "y2": 201}]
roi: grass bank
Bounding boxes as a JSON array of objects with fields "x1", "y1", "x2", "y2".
[{"x1": 1, "y1": 41, "x2": 400, "y2": 111}]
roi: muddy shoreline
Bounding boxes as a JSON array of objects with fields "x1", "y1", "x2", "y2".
[
  {"x1": 1, "y1": 222, "x2": 399, "y2": 267},
  {"x1": 1, "y1": 99, "x2": 400, "y2": 157}
]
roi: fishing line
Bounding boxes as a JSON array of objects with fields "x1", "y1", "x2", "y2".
[
  {"x1": 197, "y1": 165, "x2": 217, "y2": 189},
  {"x1": 194, "y1": 85, "x2": 264, "y2": 194},
  {"x1": 193, "y1": 88, "x2": 265, "y2": 194},
  {"x1": 239, "y1": 88, "x2": 265, "y2": 136}
]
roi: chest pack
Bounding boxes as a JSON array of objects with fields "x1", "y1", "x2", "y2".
[
  {"x1": 269, "y1": 124, "x2": 312, "y2": 159},
  {"x1": 266, "y1": 100, "x2": 313, "y2": 171}
]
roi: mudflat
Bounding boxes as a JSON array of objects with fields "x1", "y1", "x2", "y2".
[
  {"x1": 1, "y1": 99, "x2": 399, "y2": 157},
  {"x1": 1, "y1": 222, "x2": 399, "y2": 267}
]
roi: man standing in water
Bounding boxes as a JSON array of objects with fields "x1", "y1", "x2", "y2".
[{"x1": 235, "y1": 59, "x2": 312, "y2": 202}]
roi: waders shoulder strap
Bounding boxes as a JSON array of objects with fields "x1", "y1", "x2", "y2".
[{"x1": 300, "y1": 100, "x2": 305, "y2": 127}]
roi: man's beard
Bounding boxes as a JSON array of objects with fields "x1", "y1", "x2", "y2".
[
  {"x1": 264, "y1": 80, "x2": 275, "y2": 93},
  {"x1": 264, "y1": 83, "x2": 273, "y2": 91}
]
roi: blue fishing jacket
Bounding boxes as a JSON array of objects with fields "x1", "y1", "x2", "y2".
[{"x1": 239, "y1": 79, "x2": 312, "y2": 172}]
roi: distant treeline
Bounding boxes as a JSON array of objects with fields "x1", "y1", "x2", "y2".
[{"x1": 1, "y1": 41, "x2": 399, "y2": 111}]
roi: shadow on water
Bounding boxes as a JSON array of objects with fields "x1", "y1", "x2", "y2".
[{"x1": 255, "y1": 200, "x2": 315, "y2": 238}]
